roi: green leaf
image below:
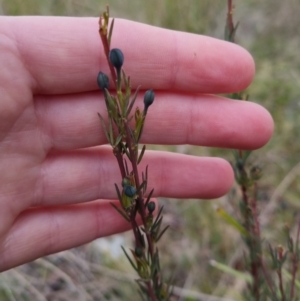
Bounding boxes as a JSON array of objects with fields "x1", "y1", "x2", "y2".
[
  {"x1": 242, "y1": 150, "x2": 252, "y2": 163},
  {"x1": 113, "y1": 134, "x2": 123, "y2": 148},
  {"x1": 126, "y1": 86, "x2": 141, "y2": 117},
  {"x1": 124, "y1": 159, "x2": 129, "y2": 175},
  {"x1": 137, "y1": 180, "x2": 147, "y2": 195},
  {"x1": 110, "y1": 202, "x2": 130, "y2": 222},
  {"x1": 144, "y1": 165, "x2": 148, "y2": 192},
  {"x1": 105, "y1": 91, "x2": 118, "y2": 118},
  {"x1": 145, "y1": 188, "x2": 154, "y2": 207},
  {"x1": 122, "y1": 69, "x2": 128, "y2": 87},
  {"x1": 150, "y1": 249, "x2": 160, "y2": 278},
  {"x1": 107, "y1": 18, "x2": 115, "y2": 47},
  {"x1": 216, "y1": 207, "x2": 249, "y2": 237},
  {"x1": 224, "y1": 23, "x2": 230, "y2": 42},
  {"x1": 282, "y1": 268, "x2": 300, "y2": 290},
  {"x1": 231, "y1": 21, "x2": 240, "y2": 42},
  {"x1": 137, "y1": 288, "x2": 148, "y2": 301},
  {"x1": 135, "y1": 117, "x2": 145, "y2": 142},
  {"x1": 120, "y1": 142, "x2": 131, "y2": 158},
  {"x1": 155, "y1": 225, "x2": 170, "y2": 242},
  {"x1": 153, "y1": 206, "x2": 164, "y2": 227},
  {"x1": 114, "y1": 183, "x2": 122, "y2": 203},
  {"x1": 108, "y1": 117, "x2": 114, "y2": 145},
  {"x1": 210, "y1": 259, "x2": 252, "y2": 283},
  {"x1": 121, "y1": 246, "x2": 138, "y2": 272},
  {"x1": 122, "y1": 70, "x2": 131, "y2": 110},
  {"x1": 137, "y1": 145, "x2": 146, "y2": 164},
  {"x1": 97, "y1": 113, "x2": 111, "y2": 144}
]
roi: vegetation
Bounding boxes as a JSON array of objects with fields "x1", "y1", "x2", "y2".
[{"x1": 1, "y1": 1, "x2": 300, "y2": 300}]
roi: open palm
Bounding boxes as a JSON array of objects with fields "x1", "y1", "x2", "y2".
[{"x1": 0, "y1": 16, "x2": 273, "y2": 271}]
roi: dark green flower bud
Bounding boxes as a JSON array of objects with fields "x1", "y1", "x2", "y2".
[
  {"x1": 236, "y1": 158, "x2": 244, "y2": 171},
  {"x1": 135, "y1": 247, "x2": 143, "y2": 258},
  {"x1": 147, "y1": 201, "x2": 156, "y2": 213},
  {"x1": 109, "y1": 48, "x2": 124, "y2": 71},
  {"x1": 123, "y1": 185, "x2": 136, "y2": 198},
  {"x1": 97, "y1": 72, "x2": 109, "y2": 90},
  {"x1": 143, "y1": 90, "x2": 155, "y2": 113}
]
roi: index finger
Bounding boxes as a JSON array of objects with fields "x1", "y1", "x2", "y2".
[{"x1": 2, "y1": 16, "x2": 254, "y2": 94}]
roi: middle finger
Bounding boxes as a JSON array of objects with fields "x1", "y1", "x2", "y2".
[{"x1": 35, "y1": 91, "x2": 273, "y2": 151}]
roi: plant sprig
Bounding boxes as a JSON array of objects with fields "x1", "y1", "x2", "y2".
[
  {"x1": 216, "y1": 2, "x2": 300, "y2": 300},
  {"x1": 97, "y1": 7, "x2": 171, "y2": 301}
]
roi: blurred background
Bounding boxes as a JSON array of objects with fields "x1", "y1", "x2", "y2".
[{"x1": 1, "y1": 0, "x2": 300, "y2": 300}]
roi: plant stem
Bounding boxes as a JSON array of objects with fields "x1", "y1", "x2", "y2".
[
  {"x1": 290, "y1": 220, "x2": 300, "y2": 301},
  {"x1": 124, "y1": 123, "x2": 155, "y2": 257},
  {"x1": 277, "y1": 267, "x2": 286, "y2": 301},
  {"x1": 260, "y1": 258, "x2": 280, "y2": 301},
  {"x1": 113, "y1": 147, "x2": 126, "y2": 178},
  {"x1": 227, "y1": 0, "x2": 235, "y2": 42},
  {"x1": 238, "y1": 151, "x2": 261, "y2": 301},
  {"x1": 99, "y1": 18, "x2": 117, "y2": 85},
  {"x1": 99, "y1": 14, "x2": 160, "y2": 301}
]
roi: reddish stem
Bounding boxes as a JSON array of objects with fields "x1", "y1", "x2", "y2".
[
  {"x1": 260, "y1": 258, "x2": 280, "y2": 301},
  {"x1": 277, "y1": 267, "x2": 286, "y2": 301},
  {"x1": 239, "y1": 151, "x2": 261, "y2": 301},
  {"x1": 99, "y1": 15, "x2": 159, "y2": 301},
  {"x1": 99, "y1": 18, "x2": 117, "y2": 86},
  {"x1": 227, "y1": 0, "x2": 235, "y2": 41},
  {"x1": 290, "y1": 220, "x2": 300, "y2": 301},
  {"x1": 124, "y1": 123, "x2": 155, "y2": 257}
]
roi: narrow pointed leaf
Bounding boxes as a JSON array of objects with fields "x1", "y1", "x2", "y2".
[
  {"x1": 110, "y1": 202, "x2": 130, "y2": 222},
  {"x1": 153, "y1": 205, "x2": 164, "y2": 226},
  {"x1": 121, "y1": 142, "x2": 131, "y2": 158},
  {"x1": 121, "y1": 246, "x2": 138, "y2": 272},
  {"x1": 142, "y1": 171, "x2": 145, "y2": 186},
  {"x1": 156, "y1": 225, "x2": 170, "y2": 242},
  {"x1": 135, "y1": 117, "x2": 145, "y2": 142},
  {"x1": 126, "y1": 86, "x2": 141, "y2": 117},
  {"x1": 137, "y1": 180, "x2": 146, "y2": 195},
  {"x1": 122, "y1": 69, "x2": 128, "y2": 87},
  {"x1": 145, "y1": 165, "x2": 148, "y2": 192},
  {"x1": 113, "y1": 134, "x2": 123, "y2": 148},
  {"x1": 108, "y1": 117, "x2": 114, "y2": 145},
  {"x1": 210, "y1": 259, "x2": 252, "y2": 283},
  {"x1": 152, "y1": 216, "x2": 163, "y2": 233},
  {"x1": 231, "y1": 21, "x2": 240, "y2": 41},
  {"x1": 137, "y1": 289, "x2": 147, "y2": 301},
  {"x1": 97, "y1": 113, "x2": 111, "y2": 144},
  {"x1": 107, "y1": 18, "x2": 115, "y2": 47},
  {"x1": 137, "y1": 145, "x2": 146, "y2": 165},
  {"x1": 145, "y1": 188, "x2": 154, "y2": 207},
  {"x1": 216, "y1": 207, "x2": 248, "y2": 237},
  {"x1": 122, "y1": 71, "x2": 131, "y2": 109},
  {"x1": 114, "y1": 183, "x2": 122, "y2": 203},
  {"x1": 282, "y1": 268, "x2": 300, "y2": 290},
  {"x1": 124, "y1": 159, "x2": 129, "y2": 175},
  {"x1": 243, "y1": 150, "x2": 252, "y2": 163}
]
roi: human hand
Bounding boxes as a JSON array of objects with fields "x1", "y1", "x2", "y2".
[{"x1": 0, "y1": 16, "x2": 273, "y2": 271}]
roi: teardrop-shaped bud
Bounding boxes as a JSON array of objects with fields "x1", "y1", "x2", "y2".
[
  {"x1": 135, "y1": 247, "x2": 143, "y2": 258},
  {"x1": 123, "y1": 185, "x2": 136, "y2": 198},
  {"x1": 147, "y1": 201, "x2": 156, "y2": 213},
  {"x1": 109, "y1": 48, "x2": 124, "y2": 71},
  {"x1": 97, "y1": 72, "x2": 109, "y2": 90},
  {"x1": 143, "y1": 90, "x2": 155, "y2": 113}
]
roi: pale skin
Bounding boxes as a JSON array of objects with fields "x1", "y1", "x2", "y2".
[{"x1": 0, "y1": 16, "x2": 273, "y2": 272}]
